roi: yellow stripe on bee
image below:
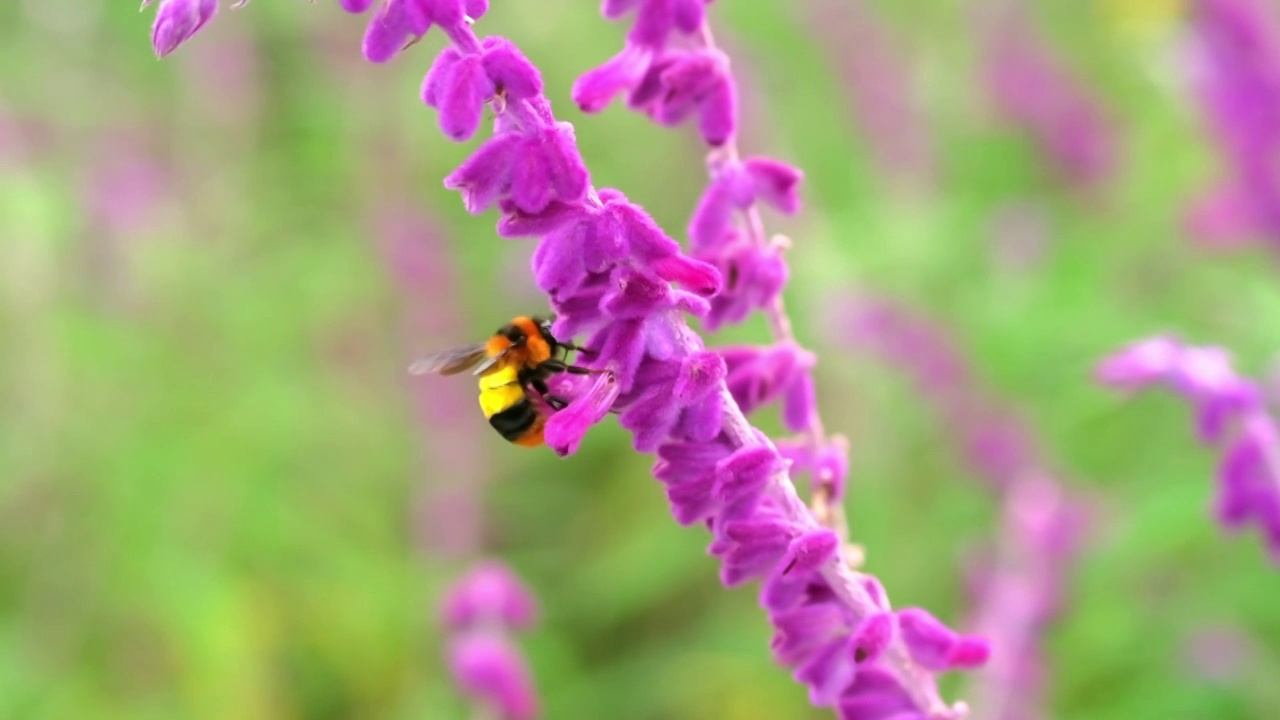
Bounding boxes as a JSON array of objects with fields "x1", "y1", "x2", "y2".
[{"x1": 478, "y1": 366, "x2": 526, "y2": 419}]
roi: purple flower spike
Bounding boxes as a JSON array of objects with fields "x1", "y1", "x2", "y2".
[
  {"x1": 441, "y1": 562, "x2": 541, "y2": 720},
  {"x1": 150, "y1": 0, "x2": 217, "y2": 58},
  {"x1": 340, "y1": 0, "x2": 376, "y2": 13},
  {"x1": 897, "y1": 608, "x2": 991, "y2": 672},
  {"x1": 273, "y1": 0, "x2": 990, "y2": 711}
]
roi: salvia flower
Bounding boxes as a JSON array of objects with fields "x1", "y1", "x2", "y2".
[
  {"x1": 148, "y1": 2, "x2": 987, "y2": 714},
  {"x1": 570, "y1": 2, "x2": 984, "y2": 714},
  {"x1": 147, "y1": 0, "x2": 219, "y2": 57},
  {"x1": 441, "y1": 562, "x2": 540, "y2": 720},
  {"x1": 1097, "y1": 336, "x2": 1280, "y2": 560},
  {"x1": 1183, "y1": 0, "x2": 1280, "y2": 249}
]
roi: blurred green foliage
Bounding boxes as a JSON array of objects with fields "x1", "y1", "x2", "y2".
[{"x1": 2, "y1": 0, "x2": 1280, "y2": 718}]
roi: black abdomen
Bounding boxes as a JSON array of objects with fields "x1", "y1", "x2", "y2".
[{"x1": 488, "y1": 400, "x2": 538, "y2": 442}]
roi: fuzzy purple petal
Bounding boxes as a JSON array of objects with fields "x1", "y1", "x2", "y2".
[
  {"x1": 481, "y1": 37, "x2": 544, "y2": 102},
  {"x1": 744, "y1": 157, "x2": 804, "y2": 214},
  {"x1": 573, "y1": 44, "x2": 655, "y2": 112},
  {"x1": 444, "y1": 133, "x2": 519, "y2": 213},
  {"x1": 544, "y1": 371, "x2": 620, "y2": 456},
  {"x1": 422, "y1": 46, "x2": 463, "y2": 108},
  {"x1": 437, "y1": 55, "x2": 494, "y2": 141}
]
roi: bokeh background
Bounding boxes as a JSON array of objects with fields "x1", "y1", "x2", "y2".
[{"x1": 3, "y1": 0, "x2": 1280, "y2": 718}]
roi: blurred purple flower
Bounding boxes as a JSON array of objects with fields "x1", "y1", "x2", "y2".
[
  {"x1": 1182, "y1": 623, "x2": 1259, "y2": 683},
  {"x1": 1098, "y1": 336, "x2": 1280, "y2": 560},
  {"x1": 374, "y1": 206, "x2": 489, "y2": 558},
  {"x1": 148, "y1": 0, "x2": 218, "y2": 57},
  {"x1": 1184, "y1": 0, "x2": 1280, "y2": 249},
  {"x1": 840, "y1": 296, "x2": 1041, "y2": 490},
  {"x1": 82, "y1": 135, "x2": 169, "y2": 239},
  {"x1": 837, "y1": 295, "x2": 1086, "y2": 719},
  {"x1": 980, "y1": 8, "x2": 1117, "y2": 188},
  {"x1": 963, "y1": 476, "x2": 1086, "y2": 720},
  {"x1": 441, "y1": 562, "x2": 541, "y2": 720},
  {"x1": 807, "y1": 0, "x2": 937, "y2": 187}
]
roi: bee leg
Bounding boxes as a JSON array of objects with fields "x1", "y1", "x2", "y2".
[
  {"x1": 559, "y1": 342, "x2": 597, "y2": 355},
  {"x1": 541, "y1": 360, "x2": 603, "y2": 375}
]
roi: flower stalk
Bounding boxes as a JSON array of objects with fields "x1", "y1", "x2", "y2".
[{"x1": 142, "y1": 1, "x2": 989, "y2": 715}]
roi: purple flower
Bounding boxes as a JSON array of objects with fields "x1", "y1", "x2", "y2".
[
  {"x1": 563, "y1": 4, "x2": 985, "y2": 713},
  {"x1": 149, "y1": 0, "x2": 218, "y2": 57},
  {"x1": 441, "y1": 562, "x2": 539, "y2": 631},
  {"x1": 897, "y1": 608, "x2": 991, "y2": 672},
  {"x1": 963, "y1": 476, "x2": 1086, "y2": 720},
  {"x1": 626, "y1": 48, "x2": 737, "y2": 145},
  {"x1": 572, "y1": 0, "x2": 708, "y2": 112},
  {"x1": 838, "y1": 296, "x2": 1043, "y2": 490},
  {"x1": 980, "y1": 9, "x2": 1117, "y2": 188},
  {"x1": 441, "y1": 562, "x2": 541, "y2": 720},
  {"x1": 447, "y1": 635, "x2": 539, "y2": 720},
  {"x1": 134, "y1": 1, "x2": 990, "y2": 714},
  {"x1": 806, "y1": 0, "x2": 937, "y2": 186},
  {"x1": 1185, "y1": 0, "x2": 1280, "y2": 249},
  {"x1": 1098, "y1": 336, "x2": 1280, "y2": 560}
]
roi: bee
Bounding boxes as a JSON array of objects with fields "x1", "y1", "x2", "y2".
[{"x1": 409, "y1": 316, "x2": 596, "y2": 448}]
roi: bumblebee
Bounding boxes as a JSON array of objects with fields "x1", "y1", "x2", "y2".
[{"x1": 409, "y1": 316, "x2": 594, "y2": 447}]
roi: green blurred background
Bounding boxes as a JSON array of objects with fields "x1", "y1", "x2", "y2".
[{"x1": 3, "y1": 0, "x2": 1280, "y2": 718}]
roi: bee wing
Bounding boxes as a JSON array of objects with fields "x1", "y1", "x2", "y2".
[{"x1": 408, "y1": 344, "x2": 489, "y2": 376}]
